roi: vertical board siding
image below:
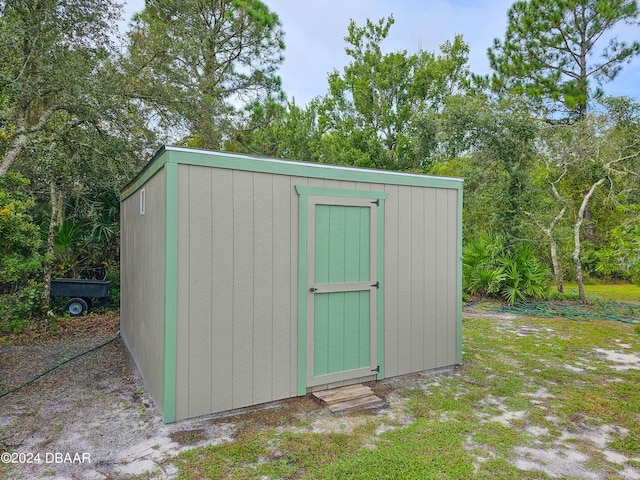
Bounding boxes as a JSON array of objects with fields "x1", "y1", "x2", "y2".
[
  {"x1": 121, "y1": 168, "x2": 165, "y2": 408},
  {"x1": 210, "y1": 168, "x2": 234, "y2": 411},
  {"x1": 314, "y1": 205, "x2": 370, "y2": 283},
  {"x1": 396, "y1": 187, "x2": 413, "y2": 374},
  {"x1": 423, "y1": 188, "x2": 438, "y2": 369},
  {"x1": 189, "y1": 167, "x2": 213, "y2": 416},
  {"x1": 176, "y1": 166, "x2": 189, "y2": 416},
  {"x1": 410, "y1": 187, "x2": 425, "y2": 373},
  {"x1": 271, "y1": 175, "x2": 293, "y2": 397},
  {"x1": 171, "y1": 165, "x2": 460, "y2": 420},
  {"x1": 313, "y1": 291, "x2": 371, "y2": 376},
  {"x1": 176, "y1": 166, "x2": 301, "y2": 420},
  {"x1": 384, "y1": 185, "x2": 460, "y2": 377},
  {"x1": 252, "y1": 174, "x2": 274, "y2": 405},
  {"x1": 383, "y1": 185, "x2": 400, "y2": 378},
  {"x1": 435, "y1": 188, "x2": 450, "y2": 367},
  {"x1": 312, "y1": 201, "x2": 373, "y2": 378},
  {"x1": 231, "y1": 170, "x2": 255, "y2": 408}
]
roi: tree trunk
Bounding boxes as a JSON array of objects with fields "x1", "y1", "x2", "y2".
[
  {"x1": 41, "y1": 182, "x2": 59, "y2": 310},
  {"x1": 1, "y1": 107, "x2": 56, "y2": 176},
  {"x1": 524, "y1": 207, "x2": 565, "y2": 293},
  {"x1": 572, "y1": 247, "x2": 586, "y2": 304},
  {"x1": 549, "y1": 235, "x2": 563, "y2": 293},
  {"x1": 573, "y1": 178, "x2": 605, "y2": 304},
  {"x1": 583, "y1": 205, "x2": 596, "y2": 243},
  {"x1": 0, "y1": 139, "x2": 26, "y2": 176}
]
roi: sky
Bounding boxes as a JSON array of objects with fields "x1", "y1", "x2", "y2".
[{"x1": 120, "y1": 0, "x2": 640, "y2": 107}]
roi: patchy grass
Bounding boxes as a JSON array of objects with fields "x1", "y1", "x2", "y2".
[
  {"x1": 172, "y1": 314, "x2": 640, "y2": 479},
  {"x1": 563, "y1": 282, "x2": 640, "y2": 303}
]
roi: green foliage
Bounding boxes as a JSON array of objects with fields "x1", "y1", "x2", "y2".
[
  {"x1": 49, "y1": 191, "x2": 122, "y2": 285},
  {"x1": 499, "y1": 243, "x2": 552, "y2": 304},
  {"x1": 0, "y1": 0, "x2": 125, "y2": 174},
  {"x1": 488, "y1": 0, "x2": 640, "y2": 118},
  {"x1": 313, "y1": 16, "x2": 470, "y2": 170},
  {"x1": 436, "y1": 94, "x2": 539, "y2": 240},
  {"x1": 0, "y1": 172, "x2": 42, "y2": 332},
  {"x1": 463, "y1": 235, "x2": 551, "y2": 304},
  {"x1": 238, "y1": 16, "x2": 472, "y2": 170},
  {"x1": 125, "y1": 0, "x2": 285, "y2": 148},
  {"x1": 463, "y1": 235, "x2": 506, "y2": 296},
  {"x1": 231, "y1": 98, "x2": 324, "y2": 161},
  {"x1": 0, "y1": 280, "x2": 42, "y2": 333},
  {"x1": 0, "y1": 172, "x2": 42, "y2": 289},
  {"x1": 592, "y1": 214, "x2": 640, "y2": 284}
]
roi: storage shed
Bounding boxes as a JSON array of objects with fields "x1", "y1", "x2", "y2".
[{"x1": 120, "y1": 146, "x2": 463, "y2": 423}]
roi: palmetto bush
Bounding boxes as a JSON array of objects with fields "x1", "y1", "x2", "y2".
[
  {"x1": 463, "y1": 235, "x2": 550, "y2": 304},
  {"x1": 463, "y1": 235, "x2": 505, "y2": 296},
  {"x1": 499, "y1": 243, "x2": 551, "y2": 304}
]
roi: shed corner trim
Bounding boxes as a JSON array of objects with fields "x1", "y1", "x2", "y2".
[{"x1": 162, "y1": 160, "x2": 179, "y2": 423}]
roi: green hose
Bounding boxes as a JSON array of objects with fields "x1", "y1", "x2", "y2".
[
  {"x1": 466, "y1": 300, "x2": 639, "y2": 325},
  {"x1": 0, "y1": 332, "x2": 120, "y2": 399}
]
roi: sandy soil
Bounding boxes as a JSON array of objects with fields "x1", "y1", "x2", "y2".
[{"x1": 1, "y1": 312, "x2": 639, "y2": 479}]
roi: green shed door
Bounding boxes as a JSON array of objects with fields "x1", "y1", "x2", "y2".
[{"x1": 306, "y1": 196, "x2": 378, "y2": 387}]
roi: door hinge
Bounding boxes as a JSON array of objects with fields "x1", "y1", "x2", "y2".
[
  {"x1": 371, "y1": 366, "x2": 380, "y2": 373},
  {"x1": 371, "y1": 199, "x2": 379, "y2": 206},
  {"x1": 371, "y1": 281, "x2": 379, "y2": 289}
]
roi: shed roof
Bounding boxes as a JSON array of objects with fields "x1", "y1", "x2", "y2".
[{"x1": 121, "y1": 146, "x2": 463, "y2": 201}]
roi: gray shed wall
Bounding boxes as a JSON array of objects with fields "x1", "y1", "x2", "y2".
[
  {"x1": 383, "y1": 184, "x2": 459, "y2": 377},
  {"x1": 120, "y1": 168, "x2": 166, "y2": 409},
  {"x1": 172, "y1": 163, "x2": 460, "y2": 421},
  {"x1": 175, "y1": 165, "x2": 301, "y2": 419}
]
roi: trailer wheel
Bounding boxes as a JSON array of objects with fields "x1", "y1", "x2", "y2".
[
  {"x1": 65, "y1": 298, "x2": 88, "y2": 316},
  {"x1": 82, "y1": 297, "x2": 92, "y2": 311}
]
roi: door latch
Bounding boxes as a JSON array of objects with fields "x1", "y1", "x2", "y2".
[
  {"x1": 371, "y1": 366, "x2": 380, "y2": 373},
  {"x1": 309, "y1": 287, "x2": 318, "y2": 292}
]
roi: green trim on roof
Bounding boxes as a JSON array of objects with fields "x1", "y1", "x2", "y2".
[
  {"x1": 162, "y1": 160, "x2": 178, "y2": 423},
  {"x1": 121, "y1": 149, "x2": 169, "y2": 201},
  {"x1": 122, "y1": 147, "x2": 463, "y2": 198}
]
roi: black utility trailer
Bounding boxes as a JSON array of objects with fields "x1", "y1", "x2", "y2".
[{"x1": 50, "y1": 279, "x2": 111, "y2": 316}]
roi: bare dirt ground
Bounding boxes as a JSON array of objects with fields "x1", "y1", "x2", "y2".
[
  {"x1": 1, "y1": 314, "x2": 394, "y2": 479},
  {"x1": 1, "y1": 311, "x2": 639, "y2": 479}
]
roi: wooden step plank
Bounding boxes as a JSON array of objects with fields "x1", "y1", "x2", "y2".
[
  {"x1": 316, "y1": 386, "x2": 373, "y2": 406},
  {"x1": 328, "y1": 395, "x2": 384, "y2": 413},
  {"x1": 312, "y1": 384, "x2": 385, "y2": 413},
  {"x1": 313, "y1": 384, "x2": 364, "y2": 401}
]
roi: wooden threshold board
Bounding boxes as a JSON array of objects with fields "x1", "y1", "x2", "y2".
[{"x1": 312, "y1": 384, "x2": 384, "y2": 413}]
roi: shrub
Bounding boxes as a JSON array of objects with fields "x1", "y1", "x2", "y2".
[
  {"x1": 0, "y1": 172, "x2": 43, "y2": 332},
  {"x1": 462, "y1": 235, "x2": 505, "y2": 296},
  {"x1": 499, "y1": 243, "x2": 551, "y2": 304},
  {"x1": 463, "y1": 235, "x2": 550, "y2": 304},
  {"x1": 0, "y1": 281, "x2": 42, "y2": 333},
  {"x1": 592, "y1": 222, "x2": 640, "y2": 285}
]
